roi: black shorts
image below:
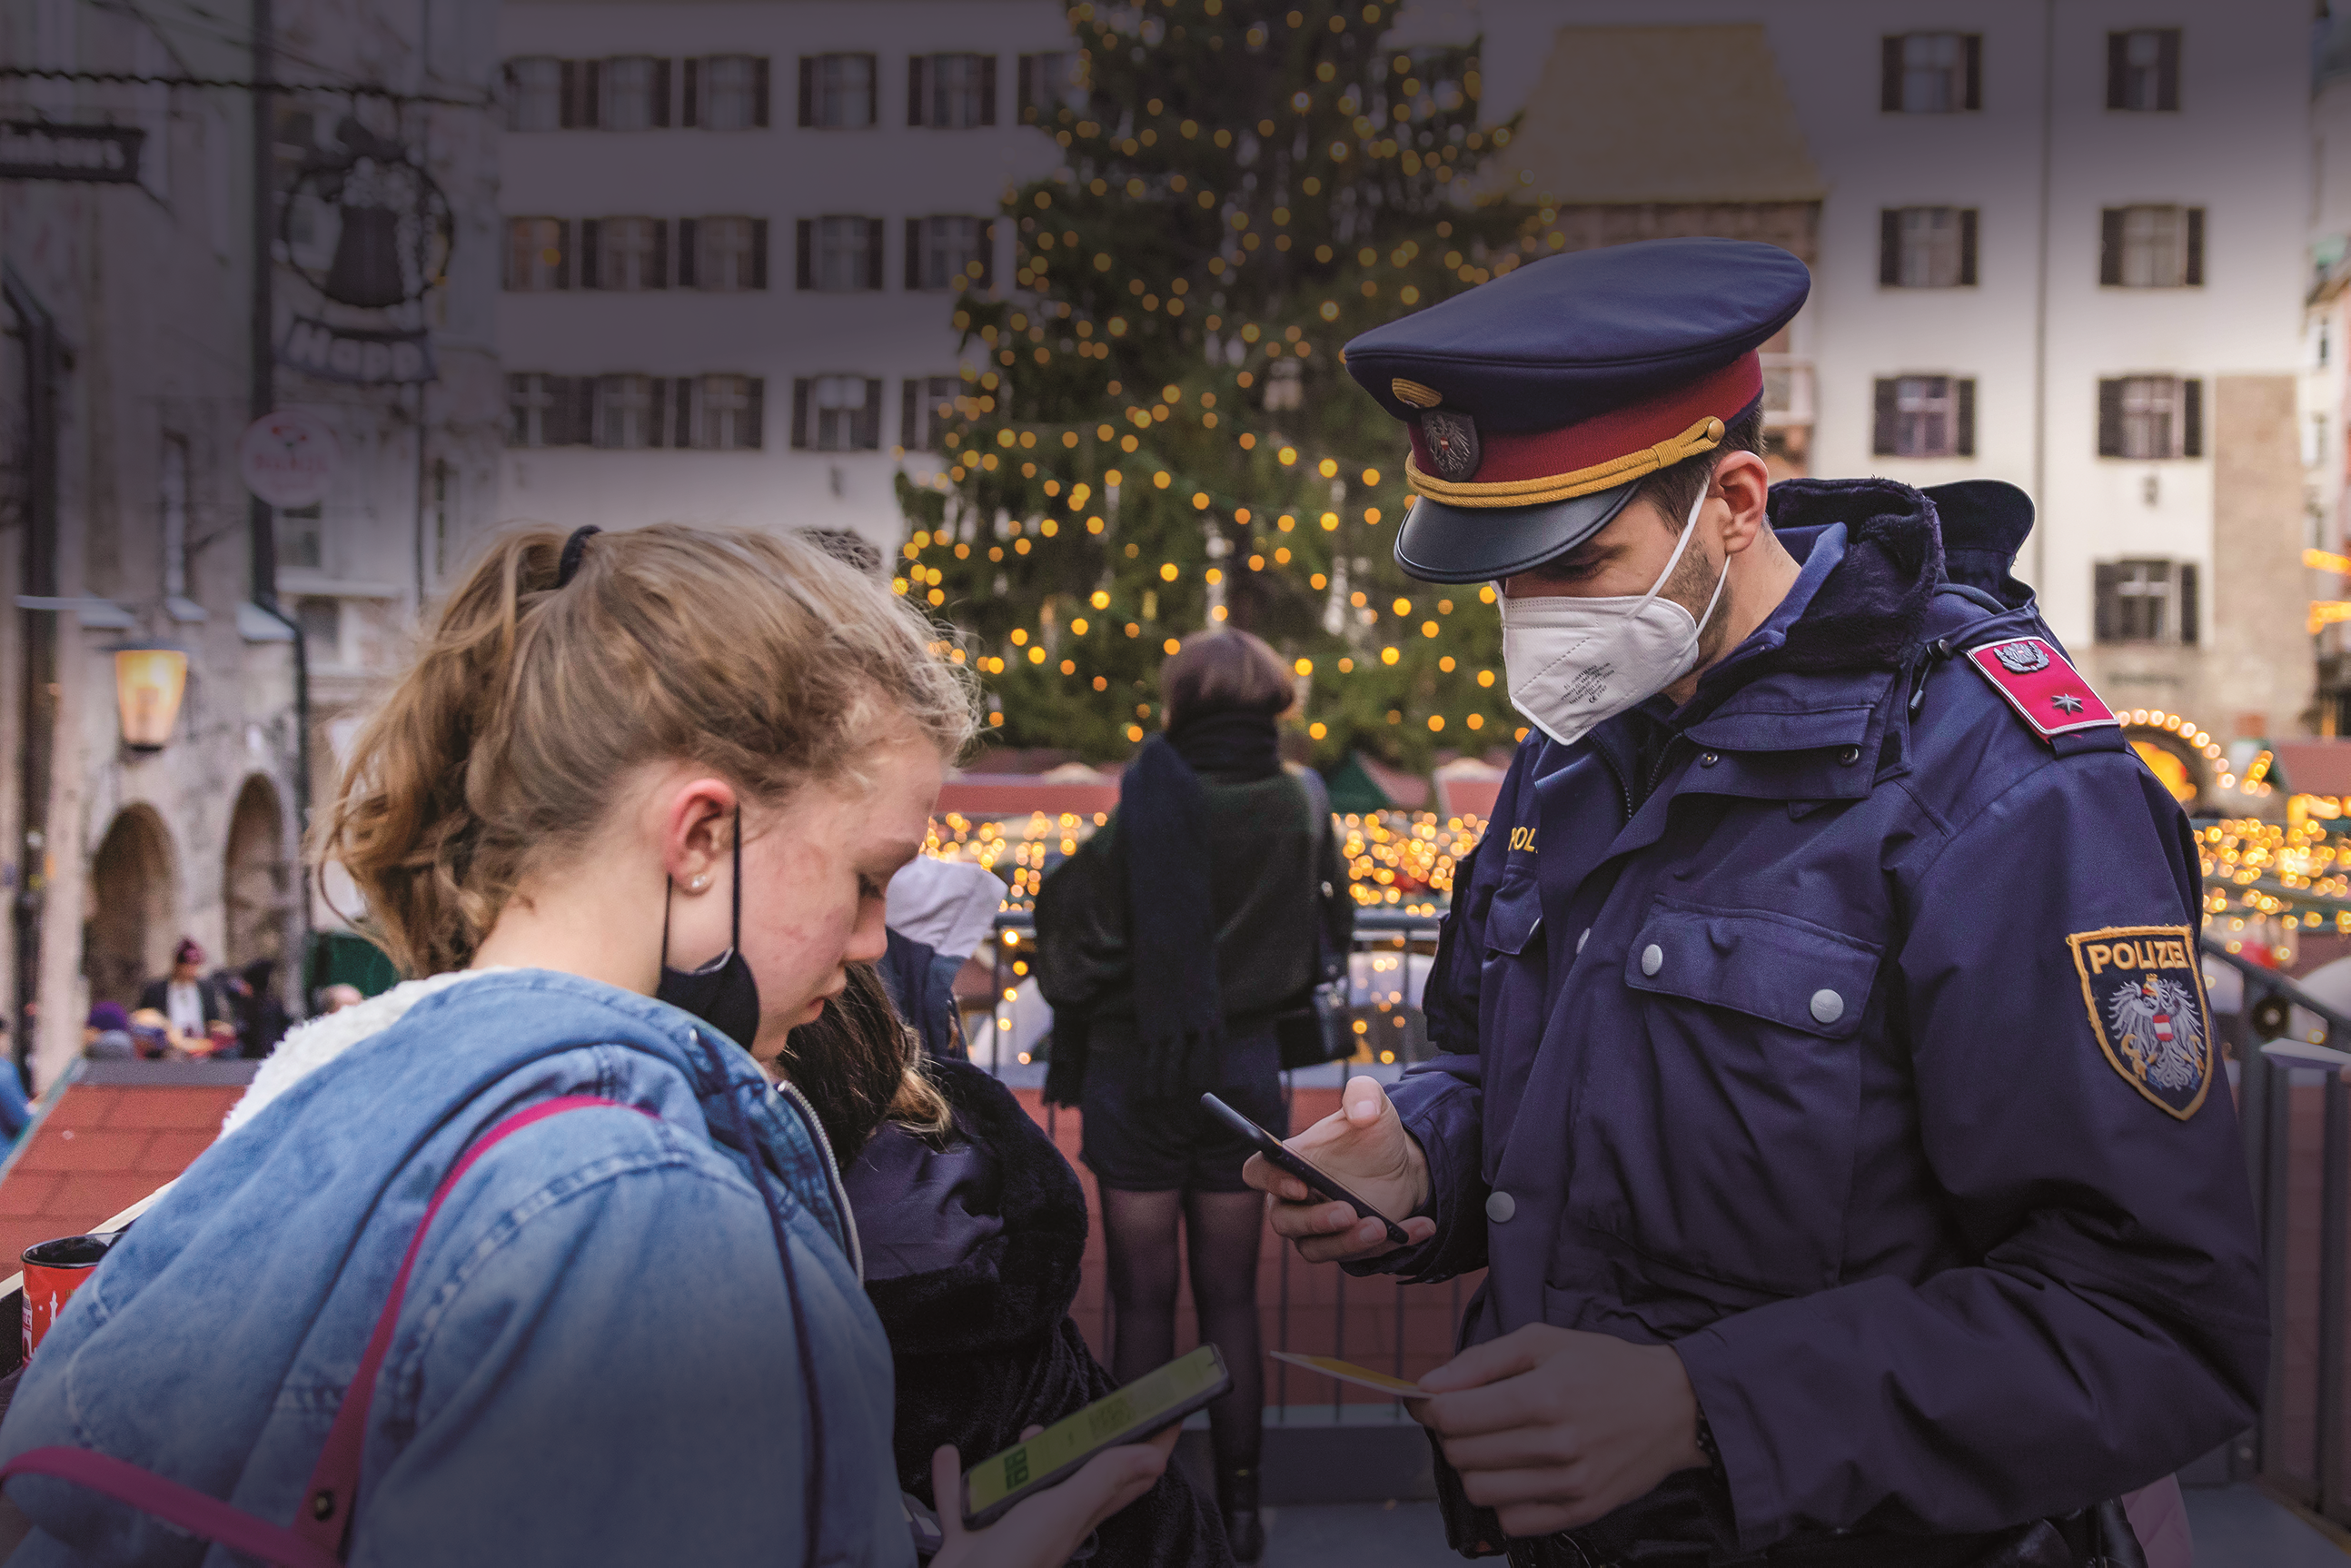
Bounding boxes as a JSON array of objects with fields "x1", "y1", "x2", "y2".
[{"x1": 1080, "y1": 1027, "x2": 1286, "y2": 1194}]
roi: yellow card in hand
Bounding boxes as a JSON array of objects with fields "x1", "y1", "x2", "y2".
[{"x1": 1271, "y1": 1351, "x2": 1426, "y2": 1397}]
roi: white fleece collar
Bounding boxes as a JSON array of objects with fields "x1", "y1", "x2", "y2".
[{"x1": 221, "y1": 968, "x2": 507, "y2": 1137}]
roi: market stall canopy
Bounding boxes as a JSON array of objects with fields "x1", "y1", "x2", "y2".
[
  {"x1": 935, "y1": 771, "x2": 1120, "y2": 819},
  {"x1": 2269, "y1": 740, "x2": 2351, "y2": 799},
  {"x1": 1433, "y1": 757, "x2": 1507, "y2": 822}
]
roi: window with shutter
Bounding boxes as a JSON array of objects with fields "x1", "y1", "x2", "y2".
[
  {"x1": 2099, "y1": 209, "x2": 2124, "y2": 286},
  {"x1": 807, "y1": 375, "x2": 876, "y2": 450},
  {"x1": 506, "y1": 58, "x2": 564, "y2": 131},
  {"x1": 2108, "y1": 30, "x2": 2182, "y2": 112},
  {"x1": 867, "y1": 217, "x2": 886, "y2": 291},
  {"x1": 1888, "y1": 208, "x2": 1967, "y2": 287},
  {"x1": 577, "y1": 218, "x2": 601, "y2": 288},
  {"x1": 1885, "y1": 34, "x2": 1975, "y2": 113},
  {"x1": 791, "y1": 379, "x2": 811, "y2": 450},
  {"x1": 1018, "y1": 53, "x2": 1083, "y2": 121},
  {"x1": 2106, "y1": 376, "x2": 2193, "y2": 459},
  {"x1": 676, "y1": 217, "x2": 699, "y2": 287},
  {"x1": 2097, "y1": 379, "x2": 2125, "y2": 456},
  {"x1": 1955, "y1": 379, "x2": 1976, "y2": 457},
  {"x1": 505, "y1": 218, "x2": 569, "y2": 291},
  {"x1": 2184, "y1": 207, "x2": 2205, "y2": 286},
  {"x1": 693, "y1": 217, "x2": 759, "y2": 291},
  {"x1": 2109, "y1": 205, "x2": 2193, "y2": 287},
  {"x1": 1889, "y1": 375, "x2": 1959, "y2": 456},
  {"x1": 649, "y1": 378, "x2": 668, "y2": 449},
  {"x1": 861, "y1": 379, "x2": 885, "y2": 449},
  {"x1": 2096, "y1": 561, "x2": 2185, "y2": 641},
  {"x1": 1878, "y1": 210, "x2": 1900, "y2": 286},
  {"x1": 593, "y1": 374, "x2": 659, "y2": 449},
  {"x1": 901, "y1": 381, "x2": 918, "y2": 452},
  {"x1": 702, "y1": 56, "x2": 761, "y2": 130},
  {"x1": 802, "y1": 54, "x2": 874, "y2": 127},
  {"x1": 750, "y1": 219, "x2": 769, "y2": 289},
  {"x1": 599, "y1": 57, "x2": 659, "y2": 131},
  {"x1": 1959, "y1": 209, "x2": 1979, "y2": 285},
  {"x1": 1872, "y1": 379, "x2": 1900, "y2": 456},
  {"x1": 796, "y1": 219, "x2": 813, "y2": 290},
  {"x1": 745, "y1": 379, "x2": 765, "y2": 449},
  {"x1": 2181, "y1": 379, "x2": 2202, "y2": 458},
  {"x1": 922, "y1": 55, "x2": 988, "y2": 127},
  {"x1": 2094, "y1": 563, "x2": 2124, "y2": 641}
]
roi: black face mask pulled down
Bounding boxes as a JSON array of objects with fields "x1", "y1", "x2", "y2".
[{"x1": 655, "y1": 808, "x2": 763, "y2": 1050}]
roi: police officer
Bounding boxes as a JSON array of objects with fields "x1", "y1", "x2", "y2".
[{"x1": 1244, "y1": 238, "x2": 2266, "y2": 1566}]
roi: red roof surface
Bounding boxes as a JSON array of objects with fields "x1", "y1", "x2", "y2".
[
  {"x1": 937, "y1": 775, "x2": 1121, "y2": 818},
  {"x1": 0, "y1": 1062, "x2": 253, "y2": 1270}
]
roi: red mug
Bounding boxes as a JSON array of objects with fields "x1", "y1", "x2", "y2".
[{"x1": 21, "y1": 1233, "x2": 116, "y2": 1363}]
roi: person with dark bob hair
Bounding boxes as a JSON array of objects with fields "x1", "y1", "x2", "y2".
[{"x1": 1035, "y1": 628, "x2": 1352, "y2": 1563}]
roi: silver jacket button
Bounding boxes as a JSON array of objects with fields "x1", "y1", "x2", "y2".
[
  {"x1": 1700, "y1": 751, "x2": 1721, "y2": 767},
  {"x1": 1485, "y1": 1189, "x2": 1516, "y2": 1224},
  {"x1": 1641, "y1": 943, "x2": 1664, "y2": 977},
  {"x1": 1810, "y1": 988, "x2": 1845, "y2": 1025}
]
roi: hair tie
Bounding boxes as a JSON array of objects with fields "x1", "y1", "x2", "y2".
[{"x1": 556, "y1": 525, "x2": 600, "y2": 589}]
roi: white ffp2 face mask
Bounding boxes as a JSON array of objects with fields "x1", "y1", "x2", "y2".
[{"x1": 1498, "y1": 484, "x2": 1730, "y2": 747}]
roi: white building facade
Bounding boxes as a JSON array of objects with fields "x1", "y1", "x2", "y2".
[
  {"x1": 494, "y1": 0, "x2": 1077, "y2": 551},
  {"x1": 1, "y1": 0, "x2": 508, "y2": 1085},
  {"x1": 1481, "y1": 0, "x2": 2314, "y2": 773}
]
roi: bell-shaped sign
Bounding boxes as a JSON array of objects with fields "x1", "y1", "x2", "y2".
[{"x1": 322, "y1": 202, "x2": 407, "y2": 309}]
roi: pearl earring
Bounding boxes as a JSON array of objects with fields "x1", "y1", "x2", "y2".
[{"x1": 689, "y1": 875, "x2": 709, "y2": 891}]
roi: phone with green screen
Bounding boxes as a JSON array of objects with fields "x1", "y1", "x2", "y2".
[{"x1": 961, "y1": 1344, "x2": 1232, "y2": 1529}]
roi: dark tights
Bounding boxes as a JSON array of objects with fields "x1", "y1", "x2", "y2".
[{"x1": 1099, "y1": 1186, "x2": 1266, "y2": 1478}]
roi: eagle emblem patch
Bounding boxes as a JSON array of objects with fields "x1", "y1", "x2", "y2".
[
  {"x1": 1421, "y1": 410, "x2": 1481, "y2": 483},
  {"x1": 2067, "y1": 926, "x2": 2212, "y2": 1120}
]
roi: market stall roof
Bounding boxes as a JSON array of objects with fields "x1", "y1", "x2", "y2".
[
  {"x1": 936, "y1": 773, "x2": 1121, "y2": 819},
  {"x1": 1433, "y1": 758, "x2": 1507, "y2": 823},
  {"x1": 2271, "y1": 740, "x2": 2351, "y2": 799},
  {"x1": 0, "y1": 1059, "x2": 253, "y2": 1275}
]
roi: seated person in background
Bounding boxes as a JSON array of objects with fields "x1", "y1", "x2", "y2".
[
  {"x1": 137, "y1": 938, "x2": 231, "y2": 1042},
  {"x1": 83, "y1": 1003, "x2": 137, "y2": 1062},
  {"x1": 793, "y1": 966, "x2": 1231, "y2": 1568}
]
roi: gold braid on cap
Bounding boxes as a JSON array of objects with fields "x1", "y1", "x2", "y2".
[
  {"x1": 1391, "y1": 379, "x2": 1443, "y2": 409},
  {"x1": 1405, "y1": 416, "x2": 1727, "y2": 508}
]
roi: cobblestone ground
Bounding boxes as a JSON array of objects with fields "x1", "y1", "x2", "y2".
[{"x1": 1251, "y1": 1489, "x2": 2351, "y2": 1567}]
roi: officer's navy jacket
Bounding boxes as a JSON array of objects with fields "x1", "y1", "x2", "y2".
[{"x1": 1374, "y1": 479, "x2": 2266, "y2": 1553}]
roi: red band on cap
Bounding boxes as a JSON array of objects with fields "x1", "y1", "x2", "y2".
[{"x1": 1406, "y1": 352, "x2": 1764, "y2": 487}]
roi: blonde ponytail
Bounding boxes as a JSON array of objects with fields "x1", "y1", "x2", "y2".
[{"x1": 319, "y1": 524, "x2": 973, "y2": 978}]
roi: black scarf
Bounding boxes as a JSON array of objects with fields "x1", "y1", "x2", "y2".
[{"x1": 1120, "y1": 709, "x2": 1281, "y2": 1096}]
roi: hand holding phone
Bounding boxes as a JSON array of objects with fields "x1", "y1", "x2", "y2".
[
  {"x1": 962, "y1": 1345, "x2": 1232, "y2": 1529},
  {"x1": 1203, "y1": 1092, "x2": 1411, "y2": 1246},
  {"x1": 1236, "y1": 1076, "x2": 1438, "y2": 1263}
]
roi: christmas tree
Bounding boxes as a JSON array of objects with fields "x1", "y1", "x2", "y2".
[{"x1": 895, "y1": 0, "x2": 1541, "y2": 769}]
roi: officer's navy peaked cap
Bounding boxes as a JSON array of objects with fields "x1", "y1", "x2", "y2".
[{"x1": 1341, "y1": 237, "x2": 1810, "y2": 584}]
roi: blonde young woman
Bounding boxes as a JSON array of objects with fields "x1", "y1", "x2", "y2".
[{"x1": 0, "y1": 526, "x2": 1169, "y2": 1566}]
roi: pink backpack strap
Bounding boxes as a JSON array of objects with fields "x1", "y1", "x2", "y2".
[{"x1": 2, "y1": 1094, "x2": 651, "y2": 1564}]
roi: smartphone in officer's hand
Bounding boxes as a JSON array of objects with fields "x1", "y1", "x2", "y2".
[
  {"x1": 963, "y1": 1345, "x2": 1231, "y2": 1528},
  {"x1": 1203, "y1": 1092, "x2": 1413, "y2": 1246}
]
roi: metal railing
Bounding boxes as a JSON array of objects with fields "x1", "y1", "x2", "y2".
[{"x1": 2205, "y1": 937, "x2": 2351, "y2": 1517}]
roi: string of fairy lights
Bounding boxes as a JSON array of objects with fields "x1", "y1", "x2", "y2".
[
  {"x1": 924, "y1": 804, "x2": 1488, "y2": 913},
  {"x1": 898, "y1": 1, "x2": 1548, "y2": 748}
]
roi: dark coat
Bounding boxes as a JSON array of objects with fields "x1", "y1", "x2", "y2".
[
  {"x1": 842, "y1": 1058, "x2": 1231, "y2": 1568},
  {"x1": 1373, "y1": 479, "x2": 2265, "y2": 1560},
  {"x1": 134, "y1": 976, "x2": 227, "y2": 1030}
]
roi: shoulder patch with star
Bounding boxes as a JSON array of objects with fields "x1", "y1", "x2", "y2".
[
  {"x1": 2066, "y1": 926, "x2": 2213, "y2": 1120},
  {"x1": 1964, "y1": 636, "x2": 2117, "y2": 742}
]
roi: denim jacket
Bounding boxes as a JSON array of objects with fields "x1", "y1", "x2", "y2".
[{"x1": 0, "y1": 969, "x2": 911, "y2": 1567}]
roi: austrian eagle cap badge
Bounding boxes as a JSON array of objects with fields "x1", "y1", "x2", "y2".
[
  {"x1": 1420, "y1": 409, "x2": 1481, "y2": 483},
  {"x1": 2067, "y1": 926, "x2": 2212, "y2": 1120}
]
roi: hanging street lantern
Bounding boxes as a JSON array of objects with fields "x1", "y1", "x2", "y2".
[{"x1": 112, "y1": 644, "x2": 189, "y2": 752}]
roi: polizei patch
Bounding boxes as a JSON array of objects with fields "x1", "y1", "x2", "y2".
[{"x1": 2066, "y1": 926, "x2": 2212, "y2": 1120}]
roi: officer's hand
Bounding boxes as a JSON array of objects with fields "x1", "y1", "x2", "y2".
[
  {"x1": 1410, "y1": 1324, "x2": 1708, "y2": 1539},
  {"x1": 1244, "y1": 1075, "x2": 1436, "y2": 1263}
]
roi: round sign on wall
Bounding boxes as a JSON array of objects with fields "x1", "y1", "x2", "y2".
[{"x1": 237, "y1": 409, "x2": 341, "y2": 509}]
